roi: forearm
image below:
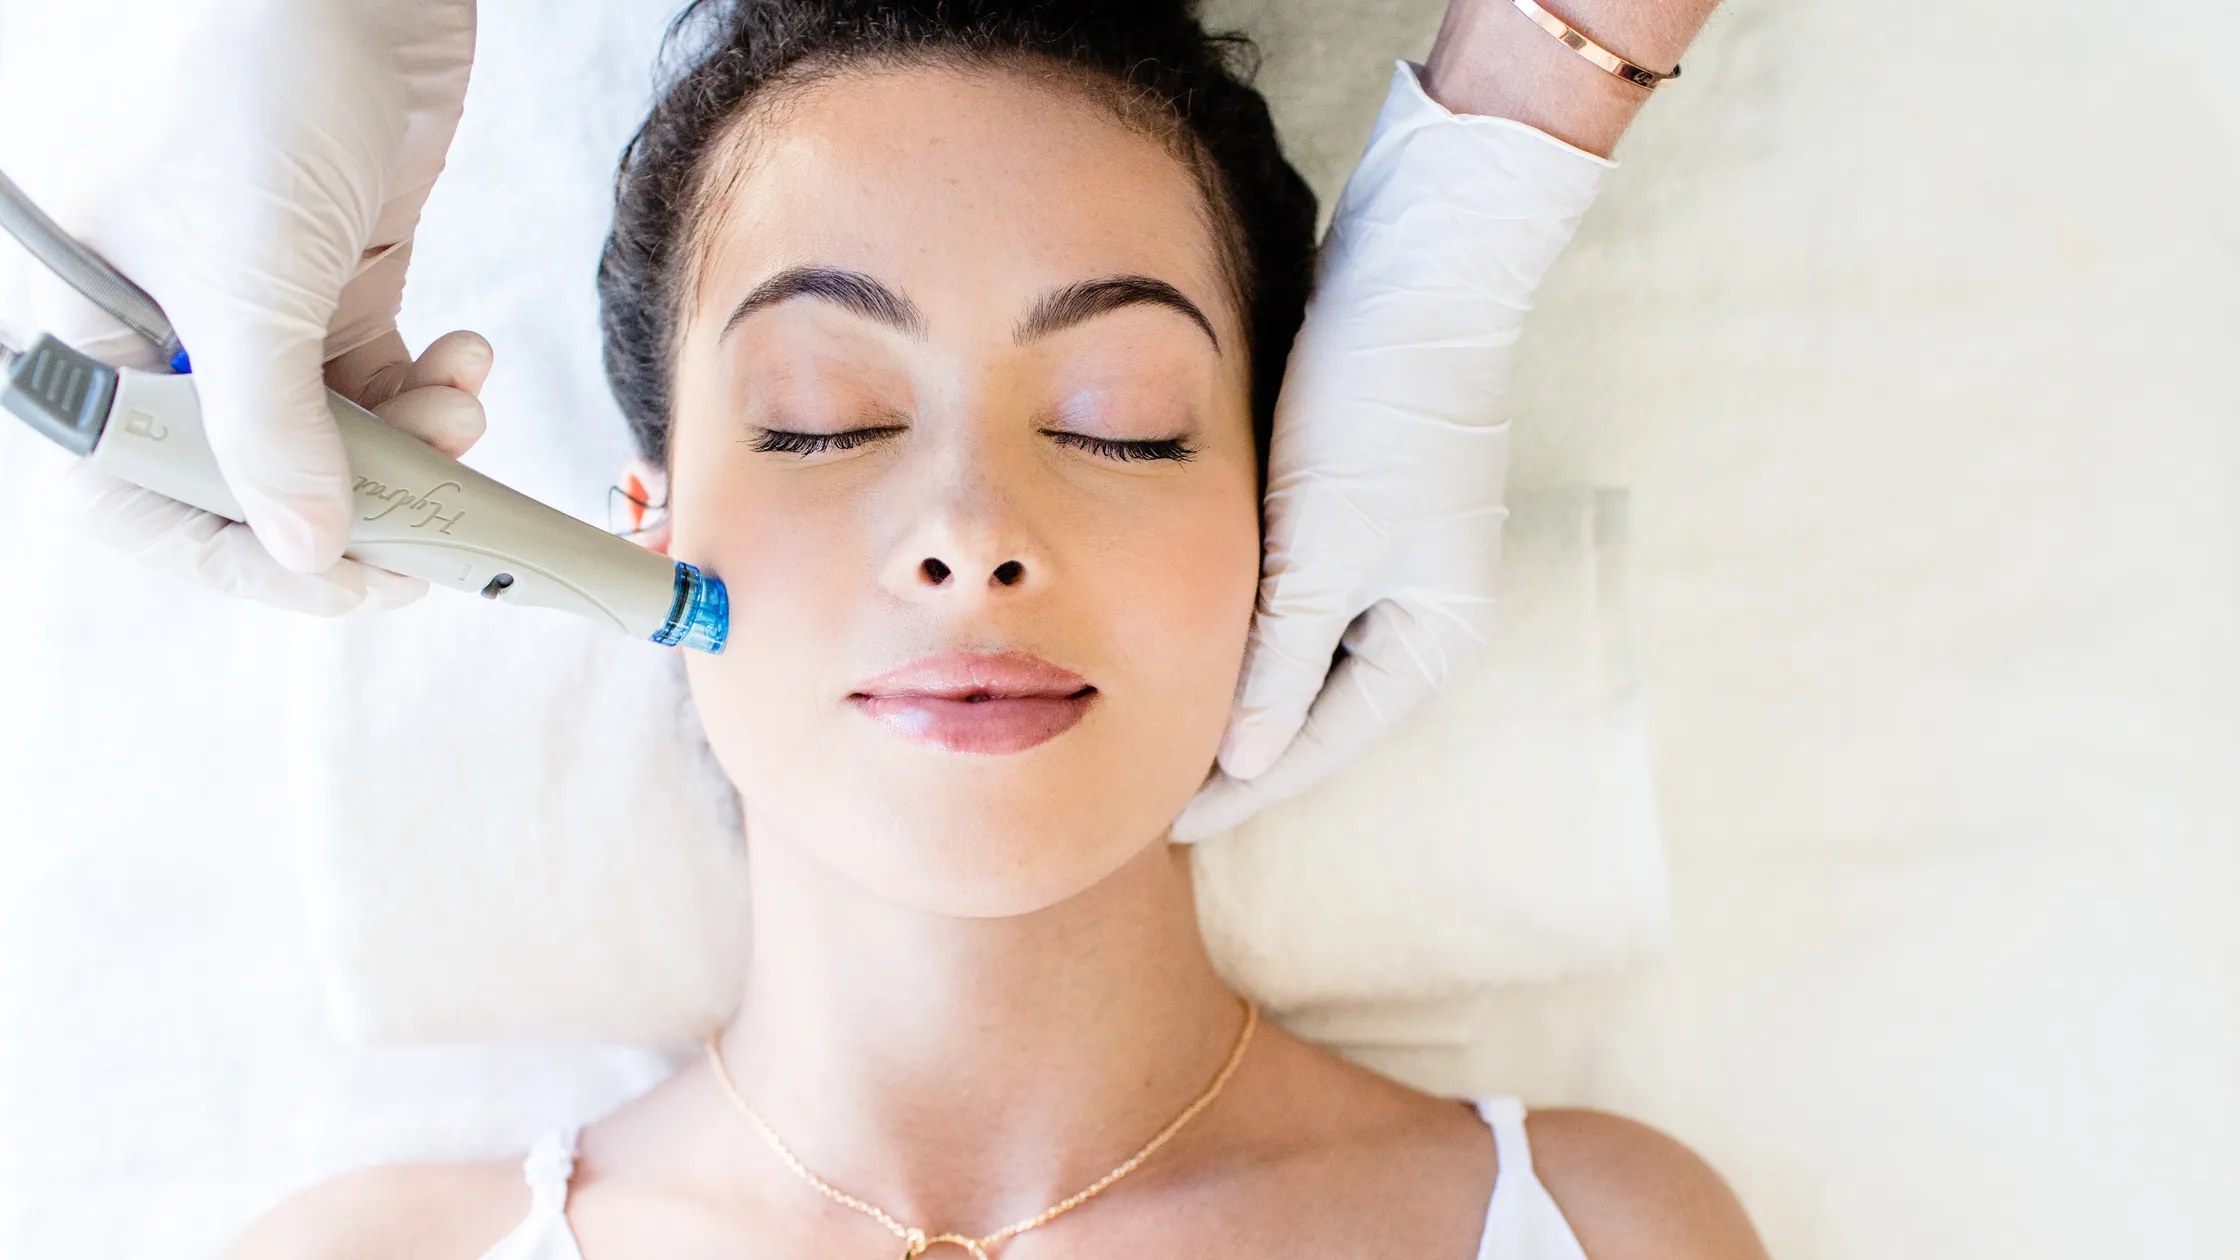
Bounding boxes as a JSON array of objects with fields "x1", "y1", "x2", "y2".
[{"x1": 1421, "y1": 0, "x2": 1718, "y2": 155}]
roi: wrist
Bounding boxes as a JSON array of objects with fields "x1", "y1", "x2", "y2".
[{"x1": 1422, "y1": 0, "x2": 1705, "y2": 157}]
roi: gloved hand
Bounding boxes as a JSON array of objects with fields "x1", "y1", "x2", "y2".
[
  {"x1": 1173, "y1": 63, "x2": 1615, "y2": 841},
  {"x1": 59, "y1": 330, "x2": 494, "y2": 614},
  {"x1": 0, "y1": 0, "x2": 476, "y2": 608}
]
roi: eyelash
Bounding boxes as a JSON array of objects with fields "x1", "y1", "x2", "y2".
[
  {"x1": 1041, "y1": 429, "x2": 1196, "y2": 463},
  {"x1": 750, "y1": 426, "x2": 1195, "y2": 463},
  {"x1": 750, "y1": 426, "x2": 907, "y2": 457}
]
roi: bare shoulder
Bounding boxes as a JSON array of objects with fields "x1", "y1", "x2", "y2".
[
  {"x1": 222, "y1": 1159, "x2": 530, "y2": 1260},
  {"x1": 1524, "y1": 1109, "x2": 1769, "y2": 1260}
]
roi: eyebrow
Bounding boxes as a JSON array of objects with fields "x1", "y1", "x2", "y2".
[
  {"x1": 722, "y1": 266, "x2": 928, "y2": 341},
  {"x1": 719, "y1": 267, "x2": 1219, "y2": 351},
  {"x1": 1015, "y1": 275, "x2": 1219, "y2": 350}
]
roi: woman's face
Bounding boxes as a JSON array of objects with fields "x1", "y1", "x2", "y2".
[{"x1": 662, "y1": 64, "x2": 1260, "y2": 917}]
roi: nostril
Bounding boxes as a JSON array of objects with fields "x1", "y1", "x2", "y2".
[
  {"x1": 993, "y1": 560, "x2": 1024, "y2": 587},
  {"x1": 921, "y1": 557, "x2": 951, "y2": 585}
]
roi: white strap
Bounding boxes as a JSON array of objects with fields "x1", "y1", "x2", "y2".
[
  {"x1": 1474, "y1": 1096, "x2": 1534, "y2": 1177},
  {"x1": 520, "y1": 1126, "x2": 581, "y2": 1212},
  {"x1": 1469, "y1": 1097, "x2": 1591, "y2": 1260}
]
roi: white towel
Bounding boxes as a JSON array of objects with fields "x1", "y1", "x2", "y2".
[{"x1": 1199, "y1": 487, "x2": 1663, "y2": 1020}]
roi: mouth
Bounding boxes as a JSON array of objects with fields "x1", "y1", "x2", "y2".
[{"x1": 848, "y1": 651, "x2": 1099, "y2": 755}]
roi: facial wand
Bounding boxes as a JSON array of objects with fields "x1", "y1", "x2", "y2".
[{"x1": 0, "y1": 169, "x2": 725, "y2": 652}]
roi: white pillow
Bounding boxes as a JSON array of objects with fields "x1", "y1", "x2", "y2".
[{"x1": 295, "y1": 485, "x2": 1660, "y2": 1045}]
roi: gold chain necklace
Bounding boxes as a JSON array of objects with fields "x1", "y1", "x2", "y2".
[{"x1": 704, "y1": 998, "x2": 1258, "y2": 1259}]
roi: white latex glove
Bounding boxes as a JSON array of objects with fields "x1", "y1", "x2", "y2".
[
  {"x1": 1173, "y1": 63, "x2": 1615, "y2": 841},
  {"x1": 0, "y1": 0, "x2": 476, "y2": 608}
]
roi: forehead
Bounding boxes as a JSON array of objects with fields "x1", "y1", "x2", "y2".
[{"x1": 685, "y1": 61, "x2": 1236, "y2": 342}]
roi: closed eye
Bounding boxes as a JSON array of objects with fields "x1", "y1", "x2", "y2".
[
  {"x1": 1040, "y1": 429, "x2": 1196, "y2": 463},
  {"x1": 750, "y1": 425, "x2": 908, "y2": 457}
]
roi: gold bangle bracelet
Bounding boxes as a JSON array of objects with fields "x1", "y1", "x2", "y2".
[{"x1": 1508, "y1": 0, "x2": 1682, "y2": 90}]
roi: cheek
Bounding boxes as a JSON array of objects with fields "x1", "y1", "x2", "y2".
[
  {"x1": 1086, "y1": 467, "x2": 1262, "y2": 783},
  {"x1": 669, "y1": 439, "x2": 874, "y2": 802}
]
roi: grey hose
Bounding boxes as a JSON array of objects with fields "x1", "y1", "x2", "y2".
[{"x1": 0, "y1": 168, "x2": 182, "y2": 365}]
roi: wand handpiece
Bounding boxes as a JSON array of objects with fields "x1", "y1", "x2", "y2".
[{"x1": 0, "y1": 170, "x2": 725, "y2": 652}]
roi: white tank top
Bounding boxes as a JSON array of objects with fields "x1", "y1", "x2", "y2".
[{"x1": 477, "y1": 1097, "x2": 1589, "y2": 1260}]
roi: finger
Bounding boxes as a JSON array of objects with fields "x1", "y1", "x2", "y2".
[
  {"x1": 405, "y1": 329, "x2": 494, "y2": 397},
  {"x1": 373, "y1": 383, "x2": 486, "y2": 460},
  {"x1": 358, "y1": 563, "x2": 430, "y2": 610},
  {"x1": 329, "y1": 329, "x2": 490, "y2": 458},
  {"x1": 62, "y1": 463, "x2": 426, "y2": 614},
  {"x1": 376, "y1": 329, "x2": 493, "y2": 457},
  {"x1": 1183, "y1": 606, "x2": 1438, "y2": 837},
  {"x1": 326, "y1": 328, "x2": 494, "y2": 410},
  {"x1": 323, "y1": 329, "x2": 417, "y2": 409},
  {"x1": 1217, "y1": 562, "x2": 1359, "y2": 780},
  {"x1": 62, "y1": 463, "x2": 210, "y2": 549},
  {"x1": 1168, "y1": 768, "x2": 1259, "y2": 842},
  {"x1": 162, "y1": 516, "x2": 428, "y2": 615}
]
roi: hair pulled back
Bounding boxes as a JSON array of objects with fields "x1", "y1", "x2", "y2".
[{"x1": 597, "y1": 0, "x2": 1318, "y2": 468}]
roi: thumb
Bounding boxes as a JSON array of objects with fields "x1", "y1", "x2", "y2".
[
  {"x1": 1217, "y1": 564, "x2": 1357, "y2": 781},
  {"x1": 1180, "y1": 605, "x2": 1435, "y2": 838},
  {"x1": 184, "y1": 321, "x2": 354, "y2": 574}
]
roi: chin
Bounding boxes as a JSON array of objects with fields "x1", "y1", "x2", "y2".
[{"x1": 781, "y1": 788, "x2": 1177, "y2": 919}]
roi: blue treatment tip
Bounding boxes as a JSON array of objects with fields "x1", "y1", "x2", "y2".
[
  {"x1": 653, "y1": 561, "x2": 729, "y2": 654},
  {"x1": 168, "y1": 346, "x2": 192, "y2": 374}
]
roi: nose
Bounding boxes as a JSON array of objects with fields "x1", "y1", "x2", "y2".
[{"x1": 877, "y1": 463, "x2": 1051, "y2": 603}]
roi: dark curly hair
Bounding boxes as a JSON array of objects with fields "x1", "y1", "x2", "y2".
[{"x1": 597, "y1": 0, "x2": 1318, "y2": 473}]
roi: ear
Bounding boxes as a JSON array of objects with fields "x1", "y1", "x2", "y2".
[{"x1": 620, "y1": 454, "x2": 672, "y2": 556}]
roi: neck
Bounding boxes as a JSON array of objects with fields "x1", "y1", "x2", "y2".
[{"x1": 715, "y1": 826, "x2": 1246, "y2": 1234}]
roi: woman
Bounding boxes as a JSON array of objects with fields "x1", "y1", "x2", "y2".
[{"x1": 233, "y1": 2, "x2": 1765, "y2": 1256}]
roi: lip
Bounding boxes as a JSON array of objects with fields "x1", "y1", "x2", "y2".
[{"x1": 848, "y1": 651, "x2": 1098, "y2": 755}]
